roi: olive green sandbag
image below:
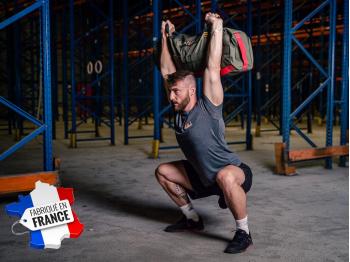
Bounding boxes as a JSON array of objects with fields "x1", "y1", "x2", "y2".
[{"x1": 154, "y1": 26, "x2": 254, "y2": 76}]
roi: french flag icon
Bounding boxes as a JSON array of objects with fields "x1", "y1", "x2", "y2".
[{"x1": 5, "y1": 181, "x2": 84, "y2": 249}]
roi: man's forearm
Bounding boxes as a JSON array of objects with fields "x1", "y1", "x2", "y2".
[
  {"x1": 160, "y1": 35, "x2": 176, "y2": 78},
  {"x1": 207, "y1": 21, "x2": 223, "y2": 71}
]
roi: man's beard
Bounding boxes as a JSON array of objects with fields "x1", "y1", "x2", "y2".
[{"x1": 173, "y1": 95, "x2": 190, "y2": 112}]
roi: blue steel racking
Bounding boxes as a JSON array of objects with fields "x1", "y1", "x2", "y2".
[
  {"x1": 275, "y1": 0, "x2": 348, "y2": 175},
  {"x1": 50, "y1": 5, "x2": 58, "y2": 139},
  {"x1": 61, "y1": 4, "x2": 69, "y2": 139},
  {"x1": 254, "y1": 1, "x2": 284, "y2": 137},
  {"x1": 19, "y1": 7, "x2": 43, "y2": 139},
  {"x1": 254, "y1": 1, "x2": 347, "y2": 139},
  {"x1": 0, "y1": 3, "x2": 7, "y2": 132},
  {"x1": 122, "y1": 0, "x2": 129, "y2": 144},
  {"x1": 245, "y1": 0, "x2": 253, "y2": 150},
  {"x1": 122, "y1": 0, "x2": 154, "y2": 145},
  {"x1": 2, "y1": 1, "x2": 59, "y2": 142},
  {"x1": 152, "y1": 0, "x2": 161, "y2": 156},
  {"x1": 253, "y1": 1, "x2": 318, "y2": 138},
  {"x1": 11, "y1": 1, "x2": 24, "y2": 141},
  {"x1": 65, "y1": 0, "x2": 115, "y2": 148},
  {"x1": 0, "y1": 2, "x2": 13, "y2": 135},
  {"x1": 339, "y1": 0, "x2": 349, "y2": 167},
  {"x1": 0, "y1": 0, "x2": 53, "y2": 171}
]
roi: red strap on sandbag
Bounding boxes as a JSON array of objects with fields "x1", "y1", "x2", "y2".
[
  {"x1": 233, "y1": 32, "x2": 248, "y2": 71},
  {"x1": 220, "y1": 65, "x2": 235, "y2": 76},
  {"x1": 196, "y1": 31, "x2": 249, "y2": 77},
  {"x1": 219, "y1": 32, "x2": 249, "y2": 76},
  {"x1": 196, "y1": 66, "x2": 236, "y2": 77}
]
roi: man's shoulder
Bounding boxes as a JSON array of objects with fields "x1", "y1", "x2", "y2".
[{"x1": 197, "y1": 96, "x2": 223, "y2": 119}]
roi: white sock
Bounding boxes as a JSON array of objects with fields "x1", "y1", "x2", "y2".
[
  {"x1": 180, "y1": 203, "x2": 199, "y2": 222},
  {"x1": 236, "y1": 216, "x2": 249, "y2": 234}
]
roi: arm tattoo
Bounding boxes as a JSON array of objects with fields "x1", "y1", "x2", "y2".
[{"x1": 175, "y1": 184, "x2": 189, "y2": 202}]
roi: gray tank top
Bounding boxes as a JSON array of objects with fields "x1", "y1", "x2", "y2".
[{"x1": 175, "y1": 95, "x2": 241, "y2": 187}]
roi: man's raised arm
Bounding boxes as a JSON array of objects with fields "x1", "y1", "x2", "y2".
[
  {"x1": 160, "y1": 20, "x2": 176, "y2": 81},
  {"x1": 203, "y1": 13, "x2": 224, "y2": 106}
]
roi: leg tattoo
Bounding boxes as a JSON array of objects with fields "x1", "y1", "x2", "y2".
[{"x1": 175, "y1": 184, "x2": 190, "y2": 202}]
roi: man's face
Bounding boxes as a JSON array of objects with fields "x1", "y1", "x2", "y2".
[{"x1": 168, "y1": 80, "x2": 191, "y2": 112}]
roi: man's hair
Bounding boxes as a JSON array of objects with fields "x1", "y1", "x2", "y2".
[{"x1": 166, "y1": 70, "x2": 195, "y2": 87}]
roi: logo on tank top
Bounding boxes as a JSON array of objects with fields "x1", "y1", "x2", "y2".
[{"x1": 184, "y1": 121, "x2": 192, "y2": 129}]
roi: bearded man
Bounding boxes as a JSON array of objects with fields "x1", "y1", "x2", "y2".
[{"x1": 155, "y1": 13, "x2": 253, "y2": 254}]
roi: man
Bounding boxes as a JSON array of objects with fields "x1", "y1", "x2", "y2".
[{"x1": 155, "y1": 13, "x2": 253, "y2": 254}]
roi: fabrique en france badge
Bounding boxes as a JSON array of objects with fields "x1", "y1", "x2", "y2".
[{"x1": 5, "y1": 181, "x2": 84, "y2": 249}]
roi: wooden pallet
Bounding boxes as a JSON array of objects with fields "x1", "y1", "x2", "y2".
[
  {"x1": 0, "y1": 171, "x2": 59, "y2": 195},
  {"x1": 0, "y1": 158, "x2": 61, "y2": 195},
  {"x1": 275, "y1": 143, "x2": 349, "y2": 175}
]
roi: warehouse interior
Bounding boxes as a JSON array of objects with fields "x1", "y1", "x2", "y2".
[{"x1": 0, "y1": 0, "x2": 348, "y2": 261}]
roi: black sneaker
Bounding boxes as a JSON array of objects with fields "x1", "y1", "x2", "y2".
[
  {"x1": 224, "y1": 229, "x2": 253, "y2": 254},
  {"x1": 218, "y1": 194, "x2": 228, "y2": 209},
  {"x1": 164, "y1": 215, "x2": 204, "y2": 232}
]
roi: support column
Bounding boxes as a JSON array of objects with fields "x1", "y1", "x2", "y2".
[
  {"x1": 195, "y1": 0, "x2": 202, "y2": 98},
  {"x1": 61, "y1": 6, "x2": 68, "y2": 139},
  {"x1": 123, "y1": 0, "x2": 129, "y2": 145},
  {"x1": 255, "y1": 1, "x2": 262, "y2": 137},
  {"x1": 325, "y1": 0, "x2": 336, "y2": 169},
  {"x1": 152, "y1": 0, "x2": 161, "y2": 158},
  {"x1": 69, "y1": 0, "x2": 77, "y2": 148},
  {"x1": 109, "y1": 0, "x2": 115, "y2": 145},
  {"x1": 42, "y1": 0, "x2": 53, "y2": 171},
  {"x1": 281, "y1": 0, "x2": 293, "y2": 151},
  {"x1": 246, "y1": 0, "x2": 253, "y2": 150},
  {"x1": 339, "y1": 0, "x2": 349, "y2": 167}
]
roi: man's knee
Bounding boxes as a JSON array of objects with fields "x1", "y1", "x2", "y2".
[
  {"x1": 216, "y1": 169, "x2": 241, "y2": 188},
  {"x1": 155, "y1": 163, "x2": 171, "y2": 182}
]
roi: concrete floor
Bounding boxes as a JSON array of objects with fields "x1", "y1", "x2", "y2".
[{"x1": 0, "y1": 122, "x2": 348, "y2": 262}]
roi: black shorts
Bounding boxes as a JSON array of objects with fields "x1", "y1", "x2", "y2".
[{"x1": 182, "y1": 160, "x2": 253, "y2": 200}]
